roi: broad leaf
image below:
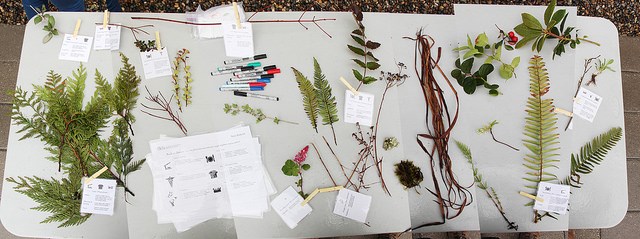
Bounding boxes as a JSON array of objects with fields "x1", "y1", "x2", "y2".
[
  {"x1": 522, "y1": 13, "x2": 543, "y2": 30},
  {"x1": 460, "y1": 58, "x2": 474, "y2": 73},
  {"x1": 348, "y1": 45, "x2": 366, "y2": 56},
  {"x1": 478, "y1": 64, "x2": 494, "y2": 77},
  {"x1": 351, "y1": 35, "x2": 365, "y2": 46}
]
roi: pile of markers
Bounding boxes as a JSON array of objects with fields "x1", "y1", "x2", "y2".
[{"x1": 212, "y1": 54, "x2": 281, "y2": 94}]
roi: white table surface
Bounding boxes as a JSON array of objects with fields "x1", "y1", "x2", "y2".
[{"x1": 0, "y1": 8, "x2": 627, "y2": 239}]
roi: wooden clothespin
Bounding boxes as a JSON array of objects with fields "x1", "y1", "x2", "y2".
[
  {"x1": 554, "y1": 107, "x2": 573, "y2": 117},
  {"x1": 339, "y1": 77, "x2": 359, "y2": 96},
  {"x1": 103, "y1": 10, "x2": 110, "y2": 28},
  {"x1": 155, "y1": 31, "x2": 162, "y2": 50},
  {"x1": 301, "y1": 186, "x2": 343, "y2": 206},
  {"x1": 84, "y1": 166, "x2": 108, "y2": 184},
  {"x1": 519, "y1": 191, "x2": 544, "y2": 203},
  {"x1": 232, "y1": 2, "x2": 242, "y2": 29},
  {"x1": 73, "y1": 19, "x2": 82, "y2": 38}
]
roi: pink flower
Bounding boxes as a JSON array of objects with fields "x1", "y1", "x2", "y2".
[{"x1": 293, "y1": 145, "x2": 309, "y2": 164}]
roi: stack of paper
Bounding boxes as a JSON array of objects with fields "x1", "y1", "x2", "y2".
[{"x1": 146, "y1": 125, "x2": 276, "y2": 232}]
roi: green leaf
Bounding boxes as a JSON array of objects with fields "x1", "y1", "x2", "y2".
[
  {"x1": 466, "y1": 35, "x2": 473, "y2": 48},
  {"x1": 544, "y1": 0, "x2": 556, "y2": 26},
  {"x1": 351, "y1": 35, "x2": 365, "y2": 46},
  {"x1": 514, "y1": 24, "x2": 541, "y2": 39},
  {"x1": 563, "y1": 127, "x2": 622, "y2": 187},
  {"x1": 362, "y1": 76, "x2": 377, "y2": 84},
  {"x1": 34, "y1": 15, "x2": 43, "y2": 25},
  {"x1": 302, "y1": 164, "x2": 311, "y2": 171},
  {"x1": 353, "y1": 59, "x2": 366, "y2": 68},
  {"x1": 462, "y1": 79, "x2": 476, "y2": 94},
  {"x1": 522, "y1": 13, "x2": 543, "y2": 30},
  {"x1": 460, "y1": 58, "x2": 474, "y2": 73},
  {"x1": 475, "y1": 33, "x2": 489, "y2": 47},
  {"x1": 348, "y1": 45, "x2": 365, "y2": 56},
  {"x1": 478, "y1": 64, "x2": 494, "y2": 77},
  {"x1": 42, "y1": 33, "x2": 53, "y2": 44},
  {"x1": 536, "y1": 36, "x2": 545, "y2": 52},
  {"x1": 48, "y1": 16, "x2": 55, "y2": 26},
  {"x1": 366, "y1": 61, "x2": 380, "y2": 70},
  {"x1": 550, "y1": 9, "x2": 567, "y2": 28},
  {"x1": 282, "y1": 159, "x2": 300, "y2": 176},
  {"x1": 455, "y1": 58, "x2": 461, "y2": 68},
  {"x1": 499, "y1": 64, "x2": 514, "y2": 79},
  {"x1": 515, "y1": 35, "x2": 535, "y2": 49},
  {"x1": 291, "y1": 67, "x2": 319, "y2": 132},
  {"x1": 505, "y1": 45, "x2": 514, "y2": 51},
  {"x1": 463, "y1": 49, "x2": 479, "y2": 59},
  {"x1": 453, "y1": 46, "x2": 470, "y2": 51},
  {"x1": 313, "y1": 58, "x2": 340, "y2": 131},
  {"x1": 511, "y1": 57, "x2": 521, "y2": 68},
  {"x1": 451, "y1": 69, "x2": 464, "y2": 81},
  {"x1": 352, "y1": 69, "x2": 363, "y2": 81},
  {"x1": 489, "y1": 89, "x2": 499, "y2": 96}
]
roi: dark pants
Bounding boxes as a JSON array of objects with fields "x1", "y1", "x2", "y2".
[{"x1": 23, "y1": 0, "x2": 122, "y2": 20}]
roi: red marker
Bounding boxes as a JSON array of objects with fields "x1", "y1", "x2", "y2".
[{"x1": 234, "y1": 68, "x2": 281, "y2": 78}]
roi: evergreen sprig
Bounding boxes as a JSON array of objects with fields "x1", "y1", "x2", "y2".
[
  {"x1": 292, "y1": 67, "x2": 319, "y2": 132},
  {"x1": 313, "y1": 58, "x2": 340, "y2": 145},
  {"x1": 563, "y1": 127, "x2": 622, "y2": 188},
  {"x1": 8, "y1": 53, "x2": 144, "y2": 227}
]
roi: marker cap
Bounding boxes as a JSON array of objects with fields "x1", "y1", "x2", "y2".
[
  {"x1": 254, "y1": 54, "x2": 267, "y2": 60},
  {"x1": 247, "y1": 62, "x2": 261, "y2": 67}
]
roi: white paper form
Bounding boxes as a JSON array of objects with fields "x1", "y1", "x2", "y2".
[
  {"x1": 534, "y1": 182, "x2": 570, "y2": 215},
  {"x1": 94, "y1": 25, "x2": 121, "y2": 50},
  {"x1": 189, "y1": 4, "x2": 247, "y2": 38},
  {"x1": 271, "y1": 186, "x2": 313, "y2": 229},
  {"x1": 222, "y1": 21, "x2": 254, "y2": 58},
  {"x1": 333, "y1": 189, "x2": 372, "y2": 223},
  {"x1": 140, "y1": 48, "x2": 172, "y2": 80},
  {"x1": 572, "y1": 87, "x2": 603, "y2": 122},
  {"x1": 344, "y1": 90, "x2": 375, "y2": 126},
  {"x1": 59, "y1": 34, "x2": 93, "y2": 62},
  {"x1": 81, "y1": 178, "x2": 117, "y2": 216}
]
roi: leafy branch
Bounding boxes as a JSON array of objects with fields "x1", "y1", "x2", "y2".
[
  {"x1": 349, "y1": 4, "x2": 381, "y2": 89},
  {"x1": 30, "y1": 5, "x2": 59, "y2": 43},
  {"x1": 455, "y1": 140, "x2": 518, "y2": 231},
  {"x1": 514, "y1": 0, "x2": 599, "y2": 59},
  {"x1": 477, "y1": 120, "x2": 519, "y2": 151},
  {"x1": 223, "y1": 103, "x2": 298, "y2": 125},
  {"x1": 563, "y1": 127, "x2": 622, "y2": 188},
  {"x1": 586, "y1": 57, "x2": 615, "y2": 86},
  {"x1": 171, "y1": 49, "x2": 192, "y2": 111}
]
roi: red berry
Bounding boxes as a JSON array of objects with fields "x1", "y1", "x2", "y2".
[
  {"x1": 512, "y1": 36, "x2": 519, "y2": 42},
  {"x1": 508, "y1": 31, "x2": 515, "y2": 37}
]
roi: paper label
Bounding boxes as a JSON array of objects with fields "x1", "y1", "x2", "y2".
[
  {"x1": 140, "y1": 48, "x2": 172, "y2": 80},
  {"x1": 333, "y1": 189, "x2": 372, "y2": 223},
  {"x1": 344, "y1": 90, "x2": 375, "y2": 126},
  {"x1": 93, "y1": 25, "x2": 121, "y2": 50},
  {"x1": 572, "y1": 87, "x2": 603, "y2": 122},
  {"x1": 59, "y1": 34, "x2": 93, "y2": 62},
  {"x1": 81, "y1": 178, "x2": 117, "y2": 216},
  {"x1": 270, "y1": 186, "x2": 312, "y2": 229},
  {"x1": 533, "y1": 182, "x2": 570, "y2": 215},
  {"x1": 222, "y1": 22, "x2": 254, "y2": 58}
]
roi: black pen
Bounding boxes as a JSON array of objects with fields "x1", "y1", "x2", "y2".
[
  {"x1": 233, "y1": 91, "x2": 279, "y2": 101},
  {"x1": 224, "y1": 54, "x2": 267, "y2": 65}
]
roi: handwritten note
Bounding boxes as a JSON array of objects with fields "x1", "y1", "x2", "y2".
[
  {"x1": 59, "y1": 34, "x2": 93, "y2": 62},
  {"x1": 344, "y1": 90, "x2": 375, "y2": 126}
]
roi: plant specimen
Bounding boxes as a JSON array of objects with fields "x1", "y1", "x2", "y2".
[
  {"x1": 522, "y1": 55, "x2": 560, "y2": 223},
  {"x1": 7, "y1": 54, "x2": 144, "y2": 227},
  {"x1": 291, "y1": 58, "x2": 340, "y2": 144},
  {"x1": 564, "y1": 56, "x2": 598, "y2": 130},
  {"x1": 346, "y1": 123, "x2": 389, "y2": 194},
  {"x1": 310, "y1": 142, "x2": 338, "y2": 187},
  {"x1": 394, "y1": 160, "x2": 423, "y2": 190},
  {"x1": 170, "y1": 48, "x2": 193, "y2": 112},
  {"x1": 141, "y1": 87, "x2": 188, "y2": 136},
  {"x1": 451, "y1": 30, "x2": 520, "y2": 96},
  {"x1": 477, "y1": 120, "x2": 519, "y2": 151},
  {"x1": 383, "y1": 137, "x2": 399, "y2": 151},
  {"x1": 282, "y1": 145, "x2": 312, "y2": 198},
  {"x1": 586, "y1": 57, "x2": 615, "y2": 86},
  {"x1": 30, "y1": 5, "x2": 59, "y2": 43},
  {"x1": 455, "y1": 140, "x2": 518, "y2": 231},
  {"x1": 292, "y1": 67, "x2": 319, "y2": 131},
  {"x1": 135, "y1": 40, "x2": 157, "y2": 52},
  {"x1": 563, "y1": 127, "x2": 622, "y2": 188},
  {"x1": 514, "y1": 0, "x2": 599, "y2": 59},
  {"x1": 223, "y1": 103, "x2": 298, "y2": 125},
  {"x1": 405, "y1": 29, "x2": 472, "y2": 229},
  {"x1": 348, "y1": 4, "x2": 381, "y2": 89}
]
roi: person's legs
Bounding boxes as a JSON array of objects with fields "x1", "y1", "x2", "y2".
[
  {"x1": 22, "y1": 0, "x2": 48, "y2": 20},
  {"x1": 49, "y1": 0, "x2": 85, "y2": 12},
  {"x1": 106, "y1": 0, "x2": 122, "y2": 12}
]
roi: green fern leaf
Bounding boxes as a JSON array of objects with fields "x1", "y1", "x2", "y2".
[
  {"x1": 563, "y1": 127, "x2": 622, "y2": 188},
  {"x1": 312, "y1": 58, "x2": 340, "y2": 144},
  {"x1": 522, "y1": 55, "x2": 560, "y2": 207},
  {"x1": 292, "y1": 67, "x2": 319, "y2": 132}
]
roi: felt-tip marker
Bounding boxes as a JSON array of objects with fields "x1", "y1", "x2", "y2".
[
  {"x1": 224, "y1": 54, "x2": 267, "y2": 65},
  {"x1": 233, "y1": 65, "x2": 277, "y2": 76},
  {"x1": 211, "y1": 66, "x2": 254, "y2": 76},
  {"x1": 233, "y1": 91, "x2": 279, "y2": 101},
  {"x1": 231, "y1": 74, "x2": 275, "y2": 82},
  {"x1": 216, "y1": 62, "x2": 261, "y2": 72},
  {"x1": 219, "y1": 86, "x2": 264, "y2": 91},
  {"x1": 226, "y1": 79, "x2": 271, "y2": 84},
  {"x1": 234, "y1": 68, "x2": 281, "y2": 78}
]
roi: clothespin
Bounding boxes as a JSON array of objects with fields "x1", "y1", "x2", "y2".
[
  {"x1": 155, "y1": 31, "x2": 162, "y2": 50},
  {"x1": 339, "y1": 77, "x2": 359, "y2": 96},
  {"x1": 554, "y1": 107, "x2": 573, "y2": 117},
  {"x1": 519, "y1": 191, "x2": 544, "y2": 203},
  {"x1": 301, "y1": 186, "x2": 343, "y2": 206},
  {"x1": 103, "y1": 10, "x2": 109, "y2": 28},
  {"x1": 232, "y1": 2, "x2": 242, "y2": 29},
  {"x1": 85, "y1": 166, "x2": 108, "y2": 184},
  {"x1": 73, "y1": 19, "x2": 82, "y2": 38}
]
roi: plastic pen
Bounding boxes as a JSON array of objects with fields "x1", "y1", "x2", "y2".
[
  {"x1": 221, "y1": 82, "x2": 267, "y2": 88},
  {"x1": 211, "y1": 66, "x2": 254, "y2": 76},
  {"x1": 233, "y1": 65, "x2": 277, "y2": 76},
  {"x1": 226, "y1": 79, "x2": 271, "y2": 84},
  {"x1": 219, "y1": 86, "x2": 264, "y2": 91},
  {"x1": 224, "y1": 54, "x2": 267, "y2": 65},
  {"x1": 234, "y1": 68, "x2": 281, "y2": 78},
  {"x1": 216, "y1": 62, "x2": 261, "y2": 72},
  {"x1": 233, "y1": 91, "x2": 279, "y2": 101},
  {"x1": 231, "y1": 74, "x2": 275, "y2": 82}
]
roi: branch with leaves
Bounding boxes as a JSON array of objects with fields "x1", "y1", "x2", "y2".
[
  {"x1": 563, "y1": 127, "x2": 622, "y2": 188},
  {"x1": 170, "y1": 49, "x2": 193, "y2": 112},
  {"x1": 223, "y1": 103, "x2": 298, "y2": 125},
  {"x1": 514, "y1": 0, "x2": 599, "y2": 59},
  {"x1": 587, "y1": 57, "x2": 615, "y2": 86},
  {"x1": 455, "y1": 140, "x2": 518, "y2": 231},
  {"x1": 30, "y1": 5, "x2": 59, "y2": 43},
  {"x1": 477, "y1": 120, "x2": 519, "y2": 151},
  {"x1": 140, "y1": 86, "x2": 188, "y2": 136},
  {"x1": 349, "y1": 4, "x2": 381, "y2": 89}
]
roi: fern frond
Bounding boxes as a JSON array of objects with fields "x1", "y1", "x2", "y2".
[
  {"x1": 67, "y1": 64, "x2": 87, "y2": 112},
  {"x1": 313, "y1": 58, "x2": 340, "y2": 144},
  {"x1": 292, "y1": 67, "x2": 319, "y2": 132},
  {"x1": 563, "y1": 127, "x2": 622, "y2": 188}
]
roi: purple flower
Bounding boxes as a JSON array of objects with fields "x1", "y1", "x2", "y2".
[{"x1": 293, "y1": 145, "x2": 309, "y2": 164}]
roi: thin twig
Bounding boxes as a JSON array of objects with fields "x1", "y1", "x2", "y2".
[
  {"x1": 322, "y1": 136, "x2": 356, "y2": 187},
  {"x1": 141, "y1": 86, "x2": 188, "y2": 136},
  {"x1": 310, "y1": 143, "x2": 337, "y2": 187},
  {"x1": 489, "y1": 128, "x2": 520, "y2": 151},
  {"x1": 564, "y1": 56, "x2": 599, "y2": 131}
]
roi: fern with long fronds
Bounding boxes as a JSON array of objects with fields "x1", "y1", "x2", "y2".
[
  {"x1": 563, "y1": 127, "x2": 622, "y2": 188},
  {"x1": 292, "y1": 67, "x2": 319, "y2": 132},
  {"x1": 522, "y1": 55, "x2": 560, "y2": 223},
  {"x1": 313, "y1": 58, "x2": 340, "y2": 145}
]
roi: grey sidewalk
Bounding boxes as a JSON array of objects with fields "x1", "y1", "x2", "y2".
[{"x1": 0, "y1": 24, "x2": 637, "y2": 239}]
